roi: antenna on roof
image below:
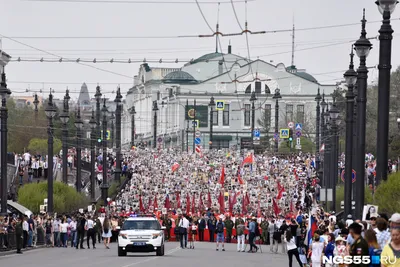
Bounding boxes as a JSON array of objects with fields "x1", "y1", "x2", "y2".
[
  {"x1": 216, "y1": 2, "x2": 221, "y2": 53},
  {"x1": 291, "y1": 13, "x2": 295, "y2": 67}
]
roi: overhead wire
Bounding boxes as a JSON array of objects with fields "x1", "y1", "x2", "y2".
[
  {"x1": 0, "y1": 33, "x2": 133, "y2": 79},
  {"x1": 24, "y1": 0, "x2": 255, "y2": 4}
]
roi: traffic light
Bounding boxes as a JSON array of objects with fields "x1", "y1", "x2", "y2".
[{"x1": 289, "y1": 129, "x2": 293, "y2": 142}]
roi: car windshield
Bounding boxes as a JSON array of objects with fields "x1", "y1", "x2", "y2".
[{"x1": 122, "y1": 220, "x2": 161, "y2": 230}]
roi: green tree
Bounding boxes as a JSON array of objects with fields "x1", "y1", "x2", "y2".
[
  {"x1": 373, "y1": 172, "x2": 400, "y2": 214},
  {"x1": 27, "y1": 138, "x2": 62, "y2": 155},
  {"x1": 18, "y1": 181, "x2": 89, "y2": 214},
  {"x1": 278, "y1": 137, "x2": 314, "y2": 153}
]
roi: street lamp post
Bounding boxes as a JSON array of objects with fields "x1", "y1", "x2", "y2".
[
  {"x1": 329, "y1": 100, "x2": 340, "y2": 212},
  {"x1": 353, "y1": 10, "x2": 372, "y2": 218},
  {"x1": 132, "y1": 111, "x2": 136, "y2": 148},
  {"x1": 45, "y1": 91, "x2": 57, "y2": 215},
  {"x1": 315, "y1": 88, "x2": 322, "y2": 171},
  {"x1": 110, "y1": 112, "x2": 115, "y2": 148},
  {"x1": 376, "y1": 0, "x2": 398, "y2": 184},
  {"x1": 0, "y1": 71, "x2": 11, "y2": 216},
  {"x1": 101, "y1": 98, "x2": 109, "y2": 206},
  {"x1": 320, "y1": 94, "x2": 327, "y2": 187},
  {"x1": 209, "y1": 96, "x2": 215, "y2": 150},
  {"x1": 152, "y1": 101, "x2": 159, "y2": 149},
  {"x1": 89, "y1": 110, "x2": 97, "y2": 203},
  {"x1": 250, "y1": 91, "x2": 257, "y2": 148},
  {"x1": 59, "y1": 90, "x2": 70, "y2": 184},
  {"x1": 272, "y1": 89, "x2": 282, "y2": 153},
  {"x1": 343, "y1": 47, "x2": 358, "y2": 218},
  {"x1": 95, "y1": 85, "x2": 102, "y2": 154},
  {"x1": 114, "y1": 87, "x2": 123, "y2": 184},
  {"x1": 323, "y1": 104, "x2": 330, "y2": 211},
  {"x1": 186, "y1": 99, "x2": 189, "y2": 152},
  {"x1": 74, "y1": 106, "x2": 84, "y2": 193},
  {"x1": 33, "y1": 93, "x2": 39, "y2": 122}
]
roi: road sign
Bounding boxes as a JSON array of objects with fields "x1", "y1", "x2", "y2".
[
  {"x1": 295, "y1": 123, "x2": 302, "y2": 131},
  {"x1": 341, "y1": 169, "x2": 356, "y2": 183},
  {"x1": 253, "y1": 129, "x2": 260, "y2": 138},
  {"x1": 192, "y1": 120, "x2": 200, "y2": 128},
  {"x1": 195, "y1": 137, "x2": 201, "y2": 145},
  {"x1": 157, "y1": 137, "x2": 163, "y2": 143},
  {"x1": 100, "y1": 130, "x2": 111, "y2": 140},
  {"x1": 288, "y1": 121, "x2": 294, "y2": 128},
  {"x1": 296, "y1": 131, "x2": 302, "y2": 138},
  {"x1": 295, "y1": 144, "x2": 302, "y2": 150},
  {"x1": 195, "y1": 130, "x2": 201, "y2": 137},
  {"x1": 274, "y1": 133, "x2": 279, "y2": 140},
  {"x1": 216, "y1": 100, "x2": 225, "y2": 110},
  {"x1": 296, "y1": 138, "x2": 301, "y2": 145},
  {"x1": 195, "y1": 145, "x2": 201, "y2": 154},
  {"x1": 279, "y1": 129, "x2": 290, "y2": 139}
]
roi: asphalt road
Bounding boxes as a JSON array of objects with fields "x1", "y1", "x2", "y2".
[{"x1": 0, "y1": 242, "x2": 291, "y2": 267}]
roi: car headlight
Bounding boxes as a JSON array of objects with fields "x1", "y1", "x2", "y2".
[
  {"x1": 119, "y1": 233, "x2": 128, "y2": 239},
  {"x1": 152, "y1": 232, "x2": 162, "y2": 239}
]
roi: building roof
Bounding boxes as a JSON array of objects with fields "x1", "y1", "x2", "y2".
[
  {"x1": 286, "y1": 66, "x2": 318, "y2": 83},
  {"x1": 190, "y1": 52, "x2": 223, "y2": 64},
  {"x1": 162, "y1": 70, "x2": 198, "y2": 84},
  {"x1": 0, "y1": 50, "x2": 11, "y2": 58}
]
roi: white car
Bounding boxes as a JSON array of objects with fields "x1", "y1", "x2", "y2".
[{"x1": 118, "y1": 215, "x2": 165, "y2": 257}]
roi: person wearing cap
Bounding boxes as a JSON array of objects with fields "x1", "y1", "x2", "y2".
[
  {"x1": 369, "y1": 213, "x2": 379, "y2": 231},
  {"x1": 348, "y1": 222, "x2": 369, "y2": 267},
  {"x1": 334, "y1": 236, "x2": 347, "y2": 267},
  {"x1": 389, "y1": 213, "x2": 400, "y2": 229},
  {"x1": 346, "y1": 214, "x2": 354, "y2": 228}
]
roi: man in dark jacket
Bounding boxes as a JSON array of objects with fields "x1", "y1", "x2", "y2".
[
  {"x1": 198, "y1": 214, "x2": 206, "y2": 241},
  {"x1": 76, "y1": 214, "x2": 86, "y2": 249}
]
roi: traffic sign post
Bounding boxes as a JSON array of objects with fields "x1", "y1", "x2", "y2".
[
  {"x1": 253, "y1": 129, "x2": 260, "y2": 138},
  {"x1": 216, "y1": 101, "x2": 225, "y2": 110},
  {"x1": 195, "y1": 137, "x2": 201, "y2": 145},
  {"x1": 274, "y1": 133, "x2": 279, "y2": 141},
  {"x1": 295, "y1": 123, "x2": 302, "y2": 131},
  {"x1": 192, "y1": 120, "x2": 200, "y2": 128},
  {"x1": 195, "y1": 130, "x2": 201, "y2": 138},
  {"x1": 296, "y1": 131, "x2": 302, "y2": 138},
  {"x1": 279, "y1": 129, "x2": 290, "y2": 139},
  {"x1": 157, "y1": 137, "x2": 163, "y2": 143},
  {"x1": 288, "y1": 121, "x2": 294, "y2": 129},
  {"x1": 296, "y1": 138, "x2": 301, "y2": 145}
]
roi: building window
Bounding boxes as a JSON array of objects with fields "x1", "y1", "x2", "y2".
[
  {"x1": 245, "y1": 84, "x2": 251, "y2": 94},
  {"x1": 244, "y1": 104, "x2": 251, "y2": 126},
  {"x1": 213, "y1": 110, "x2": 218, "y2": 126},
  {"x1": 212, "y1": 140, "x2": 230, "y2": 149},
  {"x1": 255, "y1": 81, "x2": 262, "y2": 94},
  {"x1": 157, "y1": 91, "x2": 161, "y2": 100},
  {"x1": 264, "y1": 104, "x2": 271, "y2": 127},
  {"x1": 297, "y1": 105, "x2": 305, "y2": 123},
  {"x1": 223, "y1": 104, "x2": 230, "y2": 126},
  {"x1": 286, "y1": 104, "x2": 294, "y2": 122}
]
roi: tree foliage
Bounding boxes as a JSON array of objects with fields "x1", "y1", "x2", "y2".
[
  {"x1": 27, "y1": 138, "x2": 62, "y2": 156},
  {"x1": 278, "y1": 137, "x2": 314, "y2": 154},
  {"x1": 18, "y1": 181, "x2": 89, "y2": 214},
  {"x1": 373, "y1": 172, "x2": 400, "y2": 214}
]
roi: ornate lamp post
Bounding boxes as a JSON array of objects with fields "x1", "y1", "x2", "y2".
[
  {"x1": 74, "y1": 106, "x2": 84, "y2": 192},
  {"x1": 95, "y1": 85, "x2": 102, "y2": 154},
  {"x1": 354, "y1": 9, "x2": 373, "y2": 219},
  {"x1": 89, "y1": 110, "x2": 97, "y2": 203},
  {"x1": 110, "y1": 111, "x2": 115, "y2": 148},
  {"x1": 45, "y1": 91, "x2": 57, "y2": 215},
  {"x1": 329, "y1": 100, "x2": 340, "y2": 212},
  {"x1": 152, "y1": 101, "x2": 159, "y2": 149},
  {"x1": 320, "y1": 94, "x2": 327, "y2": 187},
  {"x1": 376, "y1": 0, "x2": 398, "y2": 183},
  {"x1": 114, "y1": 87, "x2": 123, "y2": 184},
  {"x1": 0, "y1": 71, "x2": 11, "y2": 216},
  {"x1": 343, "y1": 46, "x2": 358, "y2": 218},
  {"x1": 272, "y1": 88, "x2": 282, "y2": 152},
  {"x1": 59, "y1": 90, "x2": 70, "y2": 184},
  {"x1": 101, "y1": 98, "x2": 109, "y2": 206},
  {"x1": 250, "y1": 91, "x2": 257, "y2": 148},
  {"x1": 315, "y1": 88, "x2": 322, "y2": 171},
  {"x1": 33, "y1": 93, "x2": 39, "y2": 121},
  {"x1": 209, "y1": 96, "x2": 215, "y2": 149},
  {"x1": 129, "y1": 106, "x2": 136, "y2": 147}
]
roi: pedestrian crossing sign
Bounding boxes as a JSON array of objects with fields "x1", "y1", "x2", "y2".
[
  {"x1": 192, "y1": 120, "x2": 200, "y2": 128},
  {"x1": 280, "y1": 128, "x2": 290, "y2": 139},
  {"x1": 216, "y1": 100, "x2": 225, "y2": 110},
  {"x1": 100, "y1": 130, "x2": 111, "y2": 140}
]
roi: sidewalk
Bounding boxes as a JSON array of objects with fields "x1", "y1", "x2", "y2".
[{"x1": 0, "y1": 245, "x2": 45, "y2": 256}]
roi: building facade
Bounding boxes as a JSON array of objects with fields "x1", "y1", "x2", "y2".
[{"x1": 123, "y1": 48, "x2": 335, "y2": 150}]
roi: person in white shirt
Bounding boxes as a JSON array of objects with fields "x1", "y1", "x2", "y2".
[
  {"x1": 284, "y1": 229, "x2": 303, "y2": 267},
  {"x1": 69, "y1": 218, "x2": 77, "y2": 248},
  {"x1": 345, "y1": 214, "x2": 354, "y2": 227},
  {"x1": 85, "y1": 216, "x2": 96, "y2": 249},
  {"x1": 177, "y1": 214, "x2": 189, "y2": 249},
  {"x1": 22, "y1": 218, "x2": 29, "y2": 249},
  {"x1": 60, "y1": 219, "x2": 69, "y2": 248}
]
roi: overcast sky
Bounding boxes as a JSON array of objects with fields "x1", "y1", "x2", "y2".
[{"x1": 2, "y1": 0, "x2": 400, "y2": 100}]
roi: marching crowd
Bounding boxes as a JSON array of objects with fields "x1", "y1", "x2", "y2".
[{"x1": 1, "y1": 146, "x2": 399, "y2": 267}]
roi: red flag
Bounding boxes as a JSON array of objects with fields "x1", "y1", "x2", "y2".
[
  {"x1": 241, "y1": 154, "x2": 253, "y2": 166},
  {"x1": 199, "y1": 192, "x2": 203, "y2": 211},
  {"x1": 207, "y1": 191, "x2": 212, "y2": 208},
  {"x1": 245, "y1": 192, "x2": 250, "y2": 206},
  {"x1": 228, "y1": 192, "x2": 233, "y2": 213},
  {"x1": 219, "y1": 191, "x2": 225, "y2": 213},
  {"x1": 290, "y1": 201, "x2": 294, "y2": 212},
  {"x1": 171, "y1": 162, "x2": 180, "y2": 172},
  {"x1": 154, "y1": 195, "x2": 158, "y2": 210},
  {"x1": 192, "y1": 194, "x2": 195, "y2": 214},
  {"x1": 264, "y1": 176, "x2": 268, "y2": 181},
  {"x1": 164, "y1": 195, "x2": 171, "y2": 209},
  {"x1": 273, "y1": 198, "x2": 280, "y2": 216},
  {"x1": 242, "y1": 194, "x2": 247, "y2": 214},
  {"x1": 219, "y1": 166, "x2": 225, "y2": 185},
  {"x1": 139, "y1": 195, "x2": 144, "y2": 212},
  {"x1": 238, "y1": 173, "x2": 244, "y2": 185},
  {"x1": 186, "y1": 193, "x2": 191, "y2": 215},
  {"x1": 277, "y1": 186, "x2": 285, "y2": 200},
  {"x1": 232, "y1": 191, "x2": 239, "y2": 207},
  {"x1": 176, "y1": 192, "x2": 181, "y2": 209}
]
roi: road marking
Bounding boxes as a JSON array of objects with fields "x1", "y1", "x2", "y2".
[{"x1": 120, "y1": 246, "x2": 181, "y2": 267}]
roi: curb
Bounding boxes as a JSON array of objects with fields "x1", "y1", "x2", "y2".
[{"x1": 0, "y1": 245, "x2": 46, "y2": 256}]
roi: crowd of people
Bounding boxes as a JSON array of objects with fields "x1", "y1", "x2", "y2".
[{"x1": 1, "y1": 146, "x2": 399, "y2": 267}]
